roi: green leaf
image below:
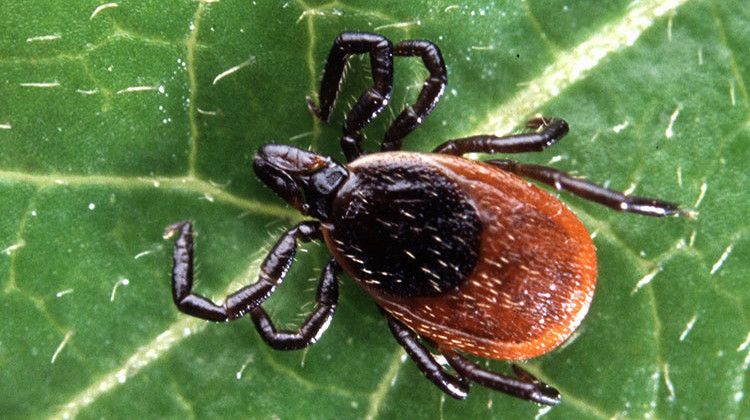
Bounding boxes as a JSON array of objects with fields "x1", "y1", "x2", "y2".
[{"x1": 1, "y1": 0, "x2": 748, "y2": 418}]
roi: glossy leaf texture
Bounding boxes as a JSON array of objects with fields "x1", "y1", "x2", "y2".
[{"x1": 1, "y1": 1, "x2": 748, "y2": 419}]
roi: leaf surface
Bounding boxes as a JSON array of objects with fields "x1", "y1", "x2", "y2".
[{"x1": 1, "y1": 1, "x2": 748, "y2": 419}]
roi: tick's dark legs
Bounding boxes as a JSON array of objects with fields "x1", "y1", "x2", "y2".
[
  {"x1": 306, "y1": 32, "x2": 393, "y2": 124},
  {"x1": 382, "y1": 310, "x2": 469, "y2": 399},
  {"x1": 485, "y1": 159, "x2": 680, "y2": 216},
  {"x1": 307, "y1": 32, "x2": 448, "y2": 161},
  {"x1": 250, "y1": 258, "x2": 340, "y2": 350},
  {"x1": 441, "y1": 350, "x2": 561, "y2": 406},
  {"x1": 382, "y1": 311, "x2": 559, "y2": 404},
  {"x1": 434, "y1": 116, "x2": 680, "y2": 217},
  {"x1": 306, "y1": 32, "x2": 394, "y2": 162},
  {"x1": 165, "y1": 220, "x2": 323, "y2": 322},
  {"x1": 380, "y1": 40, "x2": 447, "y2": 152},
  {"x1": 432, "y1": 117, "x2": 569, "y2": 155}
]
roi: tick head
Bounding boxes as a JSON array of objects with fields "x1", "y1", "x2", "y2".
[{"x1": 253, "y1": 144, "x2": 348, "y2": 220}]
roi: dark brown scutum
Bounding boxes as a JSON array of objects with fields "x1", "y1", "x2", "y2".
[{"x1": 326, "y1": 157, "x2": 482, "y2": 297}]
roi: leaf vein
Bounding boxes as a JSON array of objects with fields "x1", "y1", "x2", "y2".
[
  {"x1": 0, "y1": 172, "x2": 299, "y2": 220},
  {"x1": 477, "y1": 0, "x2": 692, "y2": 136}
]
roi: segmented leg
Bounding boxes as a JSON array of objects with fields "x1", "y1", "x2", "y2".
[
  {"x1": 383, "y1": 310, "x2": 559, "y2": 404},
  {"x1": 306, "y1": 32, "x2": 394, "y2": 162},
  {"x1": 432, "y1": 117, "x2": 569, "y2": 155},
  {"x1": 250, "y1": 258, "x2": 340, "y2": 350},
  {"x1": 165, "y1": 220, "x2": 322, "y2": 322},
  {"x1": 382, "y1": 311, "x2": 469, "y2": 399},
  {"x1": 380, "y1": 40, "x2": 447, "y2": 152},
  {"x1": 433, "y1": 116, "x2": 680, "y2": 217},
  {"x1": 485, "y1": 159, "x2": 680, "y2": 216},
  {"x1": 441, "y1": 349, "x2": 561, "y2": 406}
]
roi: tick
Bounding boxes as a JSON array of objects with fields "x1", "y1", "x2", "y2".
[{"x1": 165, "y1": 32, "x2": 680, "y2": 405}]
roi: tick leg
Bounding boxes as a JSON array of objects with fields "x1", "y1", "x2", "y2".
[
  {"x1": 432, "y1": 117, "x2": 569, "y2": 155},
  {"x1": 165, "y1": 220, "x2": 322, "y2": 322},
  {"x1": 306, "y1": 32, "x2": 394, "y2": 162},
  {"x1": 441, "y1": 349, "x2": 561, "y2": 406},
  {"x1": 485, "y1": 159, "x2": 680, "y2": 216},
  {"x1": 382, "y1": 311, "x2": 470, "y2": 399},
  {"x1": 380, "y1": 40, "x2": 447, "y2": 152},
  {"x1": 250, "y1": 258, "x2": 340, "y2": 350}
]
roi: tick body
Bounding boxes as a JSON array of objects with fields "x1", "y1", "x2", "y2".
[
  {"x1": 166, "y1": 32, "x2": 680, "y2": 405},
  {"x1": 324, "y1": 152, "x2": 596, "y2": 361}
]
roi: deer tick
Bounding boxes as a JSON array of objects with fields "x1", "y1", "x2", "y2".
[{"x1": 165, "y1": 32, "x2": 680, "y2": 404}]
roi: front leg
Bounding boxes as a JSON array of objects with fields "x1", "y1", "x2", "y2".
[
  {"x1": 380, "y1": 40, "x2": 447, "y2": 152},
  {"x1": 164, "y1": 220, "x2": 322, "y2": 322},
  {"x1": 306, "y1": 32, "x2": 393, "y2": 125},
  {"x1": 306, "y1": 32, "x2": 394, "y2": 162}
]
